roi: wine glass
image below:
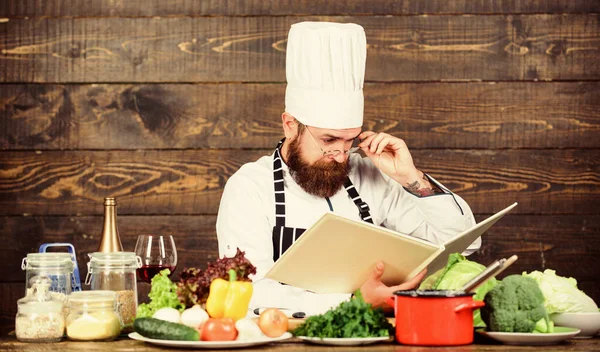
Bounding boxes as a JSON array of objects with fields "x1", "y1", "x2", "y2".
[{"x1": 134, "y1": 235, "x2": 178, "y2": 283}]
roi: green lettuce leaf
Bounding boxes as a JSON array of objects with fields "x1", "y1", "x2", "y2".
[
  {"x1": 419, "y1": 253, "x2": 498, "y2": 327},
  {"x1": 136, "y1": 269, "x2": 184, "y2": 318}
]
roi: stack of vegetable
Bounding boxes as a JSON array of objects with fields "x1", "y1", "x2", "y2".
[
  {"x1": 480, "y1": 269, "x2": 597, "y2": 333},
  {"x1": 133, "y1": 250, "x2": 289, "y2": 342},
  {"x1": 135, "y1": 308, "x2": 287, "y2": 343},
  {"x1": 416, "y1": 253, "x2": 598, "y2": 334},
  {"x1": 177, "y1": 249, "x2": 256, "y2": 307}
]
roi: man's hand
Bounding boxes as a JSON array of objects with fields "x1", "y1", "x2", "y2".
[
  {"x1": 359, "y1": 261, "x2": 427, "y2": 310},
  {"x1": 357, "y1": 131, "x2": 433, "y2": 194}
]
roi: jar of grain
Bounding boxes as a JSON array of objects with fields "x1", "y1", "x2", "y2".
[
  {"x1": 15, "y1": 276, "x2": 65, "y2": 343},
  {"x1": 66, "y1": 291, "x2": 121, "y2": 341},
  {"x1": 85, "y1": 252, "x2": 141, "y2": 332}
]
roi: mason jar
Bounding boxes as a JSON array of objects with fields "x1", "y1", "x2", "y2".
[
  {"x1": 66, "y1": 291, "x2": 121, "y2": 341},
  {"x1": 86, "y1": 252, "x2": 141, "y2": 332},
  {"x1": 15, "y1": 276, "x2": 65, "y2": 343},
  {"x1": 22, "y1": 253, "x2": 74, "y2": 299}
]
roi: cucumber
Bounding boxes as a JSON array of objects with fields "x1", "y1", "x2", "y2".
[{"x1": 134, "y1": 317, "x2": 200, "y2": 341}]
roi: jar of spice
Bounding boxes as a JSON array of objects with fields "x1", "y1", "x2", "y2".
[
  {"x1": 22, "y1": 253, "x2": 74, "y2": 298},
  {"x1": 85, "y1": 252, "x2": 141, "y2": 332},
  {"x1": 66, "y1": 291, "x2": 121, "y2": 341},
  {"x1": 15, "y1": 276, "x2": 65, "y2": 342}
]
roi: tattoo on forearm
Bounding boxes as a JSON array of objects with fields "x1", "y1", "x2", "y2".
[
  {"x1": 406, "y1": 176, "x2": 436, "y2": 197},
  {"x1": 406, "y1": 180, "x2": 422, "y2": 194}
]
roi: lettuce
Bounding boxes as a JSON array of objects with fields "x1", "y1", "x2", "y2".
[
  {"x1": 523, "y1": 269, "x2": 598, "y2": 314},
  {"x1": 420, "y1": 253, "x2": 498, "y2": 327},
  {"x1": 137, "y1": 269, "x2": 184, "y2": 318}
]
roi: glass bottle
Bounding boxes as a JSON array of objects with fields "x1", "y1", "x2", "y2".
[
  {"x1": 21, "y1": 253, "x2": 73, "y2": 299},
  {"x1": 86, "y1": 252, "x2": 141, "y2": 332},
  {"x1": 15, "y1": 276, "x2": 65, "y2": 342},
  {"x1": 98, "y1": 197, "x2": 123, "y2": 252},
  {"x1": 66, "y1": 291, "x2": 121, "y2": 341}
]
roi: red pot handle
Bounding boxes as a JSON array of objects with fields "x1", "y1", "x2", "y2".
[
  {"x1": 454, "y1": 300, "x2": 485, "y2": 313},
  {"x1": 385, "y1": 297, "x2": 395, "y2": 308}
]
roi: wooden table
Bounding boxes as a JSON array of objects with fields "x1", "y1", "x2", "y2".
[{"x1": 1, "y1": 335, "x2": 599, "y2": 351}]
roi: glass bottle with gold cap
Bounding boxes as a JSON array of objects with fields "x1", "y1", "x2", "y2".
[{"x1": 98, "y1": 197, "x2": 123, "y2": 253}]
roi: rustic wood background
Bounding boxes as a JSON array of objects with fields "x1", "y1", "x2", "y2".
[{"x1": 1, "y1": 1, "x2": 599, "y2": 334}]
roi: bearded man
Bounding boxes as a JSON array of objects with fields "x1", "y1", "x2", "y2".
[{"x1": 216, "y1": 21, "x2": 480, "y2": 316}]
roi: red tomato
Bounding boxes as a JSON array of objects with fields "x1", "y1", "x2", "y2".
[{"x1": 200, "y1": 318, "x2": 238, "y2": 341}]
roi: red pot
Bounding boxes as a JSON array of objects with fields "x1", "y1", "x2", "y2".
[{"x1": 385, "y1": 290, "x2": 485, "y2": 346}]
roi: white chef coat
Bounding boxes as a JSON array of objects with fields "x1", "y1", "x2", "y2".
[{"x1": 216, "y1": 148, "x2": 480, "y2": 316}]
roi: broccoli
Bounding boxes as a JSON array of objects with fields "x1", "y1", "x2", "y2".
[{"x1": 481, "y1": 275, "x2": 554, "y2": 333}]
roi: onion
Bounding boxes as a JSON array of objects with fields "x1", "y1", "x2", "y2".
[
  {"x1": 180, "y1": 305, "x2": 209, "y2": 328},
  {"x1": 258, "y1": 308, "x2": 288, "y2": 338},
  {"x1": 152, "y1": 307, "x2": 181, "y2": 324},
  {"x1": 235, "y1": 318, "x2": 265, "y2": 341}
]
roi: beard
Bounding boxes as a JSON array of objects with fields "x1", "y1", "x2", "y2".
[{"x1": 286, "y1": 136, "x2": 350, "y2": 198}]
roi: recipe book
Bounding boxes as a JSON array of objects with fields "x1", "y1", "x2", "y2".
[{"x1": 265, "y1": 202, "x2": 518, "y2": 294}]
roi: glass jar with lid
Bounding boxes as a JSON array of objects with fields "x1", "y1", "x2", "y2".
[
  {"x1": 15, "y1": 276, "x2": 65, "y2": 343},
  {"x1": 66, "y1": 290, "x2": 121, "y2": 341},
  {"x1": 86, "y1": 252, "x2": 141, "y2": 331},
  {"x1": 22, "y1": 253, "x2": 74, "y2": 299}
]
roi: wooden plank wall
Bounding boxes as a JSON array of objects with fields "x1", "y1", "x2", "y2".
[{"x1": 1, "y1": 1, "x2": 599, "y2": 333}]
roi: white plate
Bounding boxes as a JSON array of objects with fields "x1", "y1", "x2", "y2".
[
  {"x1": 551, "y1": 312, "x2": 600, "y2": 338},
  {"x1": 477, "y1": 327, "x2": 581, "y2": 345},
  {"x1": 296, "y1": 335, "x2": 392, "y2": 346},
  {"x1": 128, "y1": 332, "x2": 293, "y2": 349}
]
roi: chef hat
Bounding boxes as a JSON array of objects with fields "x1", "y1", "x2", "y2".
[{"x1": 285, "y1": 22, "x2": 367, "y2": 129}]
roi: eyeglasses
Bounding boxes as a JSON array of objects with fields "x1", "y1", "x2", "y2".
[{"x1": 305, "y1": 126, "x2": 361, "y2": 157}]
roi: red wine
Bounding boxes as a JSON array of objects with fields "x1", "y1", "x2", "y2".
[{"x1": 137, "y1": 264, "x2": 176, "y2": 283}]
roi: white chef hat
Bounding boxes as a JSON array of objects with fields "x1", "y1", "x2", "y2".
[{"x1": 285, "y1": 22, "x2": 367, "y2": 129}]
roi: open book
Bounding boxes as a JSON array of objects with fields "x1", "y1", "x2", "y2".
[{"x1": 265, "y1": 202, "x2": 517, "y2": 294}]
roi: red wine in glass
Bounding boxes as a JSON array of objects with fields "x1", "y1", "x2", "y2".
[
  {"x1": 137, "y1": 264, "x2": 176, "y2": 283},
  {"x1": 134, "y1": 235, "x2": 178, "y2": 283}
]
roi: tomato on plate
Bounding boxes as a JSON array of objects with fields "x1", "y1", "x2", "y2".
[{"x1": 200, "y1": 318, "x2": 238, "y2": 341}]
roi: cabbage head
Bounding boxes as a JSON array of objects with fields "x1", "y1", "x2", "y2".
[
  {"x1": 523, "y1": 269, "x2": 598, "y2": 314},
  {"x1": 420, "y1": 253, "x2": 498, "y2": 327}
]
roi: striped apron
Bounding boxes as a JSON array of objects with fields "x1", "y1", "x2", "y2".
[{"x1": 271, "y1": 139, "x2": 373, "y2": 262}]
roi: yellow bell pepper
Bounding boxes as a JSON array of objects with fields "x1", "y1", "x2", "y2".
[{"x1": 206, "y1": 269, "x2": 253, "y2": 321}]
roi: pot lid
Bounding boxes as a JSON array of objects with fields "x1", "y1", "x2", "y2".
[{"x1": 393, "y1": 289, "x2": 475, "y2": 298}]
